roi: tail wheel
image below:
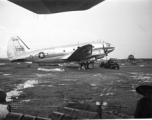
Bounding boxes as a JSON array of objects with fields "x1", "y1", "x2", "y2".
[{"x1": 27, "y1": 64, "x2": 31, "y2": 68}]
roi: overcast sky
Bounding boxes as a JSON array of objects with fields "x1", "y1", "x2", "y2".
[{"x1": 0, "y1": 0, "x2": 152, "y2": 59}]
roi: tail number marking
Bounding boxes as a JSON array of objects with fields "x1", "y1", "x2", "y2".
[{"x1": 15, "y1": 47, "x2": 24, "y2": 51}]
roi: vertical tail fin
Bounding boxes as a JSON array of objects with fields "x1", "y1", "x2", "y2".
[{"x1": 7, "y1": 36, "x2": 27, "y2": 60}]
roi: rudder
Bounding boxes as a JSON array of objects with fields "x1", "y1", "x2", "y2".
[{"x1": 7, "y1": 36, "x2": 26, "y2": 60}]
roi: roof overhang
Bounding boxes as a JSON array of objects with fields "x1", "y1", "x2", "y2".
[{"x1": 8, "y1": 0, "x2": 105, "y2": 14}]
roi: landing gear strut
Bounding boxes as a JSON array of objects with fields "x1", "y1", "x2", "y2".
[{"x1": 78, "y1": 61, "x2": 94, "y2": 70}]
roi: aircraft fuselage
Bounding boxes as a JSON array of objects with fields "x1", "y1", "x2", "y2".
[{"x1": 11, "y1": 42, "x2": 114, "y2": 64}]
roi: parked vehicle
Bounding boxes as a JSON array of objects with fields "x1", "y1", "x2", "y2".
[{"x1": 100, "y1": 59, "x2": 119, "y2": 69}]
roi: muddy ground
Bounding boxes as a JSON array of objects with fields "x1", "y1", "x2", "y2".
[{"x1": 0, "y1": 62, "x2": 152, "y2": 118}]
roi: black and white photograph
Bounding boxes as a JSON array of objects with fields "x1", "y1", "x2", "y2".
[{"x1": 0, "y1": 0, "x2": 152, "y2": 119}]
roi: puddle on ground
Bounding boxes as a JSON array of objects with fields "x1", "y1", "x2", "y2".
[
  {"x1": 3, "y1": 74, "x2": 11, "y2": 76},
  {"x1": 129, "y1": 72, "x2": 152, "y2": 83},
  {"x1": 94, "y1": 73, "x2": 102, "y2": 77},
  {"x1": 91, "y1": 83, "x2": 96, "y2": 86},
  {"x1": 103, "y1": 102, "x2": 108, "y2": 106},
  {"x1": 38, "y1": 68, "x2": 65, "y2": 72},
  {"x1": 105, "y1": 93, "x2": 114, "y2": 96},
  {"x1": 131, "y1": 90, "x2": 136, "y2": 92},
  {"x1": 100, "y1": 92, "x2": 114, "y2": 96},
  {"x1": 41, "y1": 85, "x2": 53, "y2": 87},
  {"x1": 131, "y1": 83, "x2": 138, "y2": 89},
  {"x1": 63, "y1": 79, "x2": 78, "y2": 81},
  {"x1": 6, "y1": 90, "x2": 23, "y2": 102},
  {"x1": 129, "y1": 72, "x2": 142, "y2": 75},
  {"x1": 17, "y1": 80, "x2": 38, "y2": 89},
  {"x1": 6, "y1": 80, "x2": 38, "y2": 102},
  {"x1": 0, "y1": 63, "x2": 5, "y2": 65},
  {"x1": 102, "y1": 102, "x2": 108, "y2": 109},
  {"x1": 114, "y1": 73, "x2": 123, "y2": 76},
  {"x1": 35, "y1": 73, "x2": 56, "y2": 78},
  {"x1": 21, "y1": 99, "x2": 31, "y2": 102},
  {"x1": 96, "y1": 101, "x2": 101, "y2": 105},
  {"x1": 117, "y1": 80, "x2": 125, "y2": 82},
  {"x1": 58, "y1": 84, "x2": 69, "y2": 86},
  {"x1": 108, "y1": 81, "x2": 114, "y2": 85}
]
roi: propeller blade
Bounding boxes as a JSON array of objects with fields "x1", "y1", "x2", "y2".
[{"x1": 103, "y1": 43, "x2": 108, "y2": 56}]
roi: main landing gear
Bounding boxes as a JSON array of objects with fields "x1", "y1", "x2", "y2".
[{"x1": 78, "y1": 61, "x2": 94, "y2": 70}]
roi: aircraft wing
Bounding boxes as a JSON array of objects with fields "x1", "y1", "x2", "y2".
[
  {"x1": 65, "y1": 44, "x2": 93, "y2": 61},
  {"x1": 8, "y1": 0, "x2": 105, "y2": 14}
]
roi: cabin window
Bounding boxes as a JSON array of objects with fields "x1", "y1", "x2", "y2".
[
  {"x1": 73, "y1": 48, "x2": 75, "y2": 51},
  {"x1": 63, "y1": 50, "x2": 65, "y2": 52}
]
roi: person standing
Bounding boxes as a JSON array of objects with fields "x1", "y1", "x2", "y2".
[{"x1": 134, "y1": 85, "x2": 152, "y2": 118}]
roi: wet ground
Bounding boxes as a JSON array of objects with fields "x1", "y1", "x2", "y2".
[{"x1": 0, "y1": 62, "x2": 152, "y2": 118}]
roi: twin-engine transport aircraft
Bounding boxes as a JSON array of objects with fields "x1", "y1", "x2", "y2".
[{"x1": 7, "y1": 36, "x2": 114, "y2": 69}]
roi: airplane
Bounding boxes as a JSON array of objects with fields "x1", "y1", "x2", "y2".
[
  {"x1": 8, "y1": 0, "x2": 105, "y2": 14},
  {"x1": 7, "y1": 1, "x2": 112, "y2": 70},
  {"x1": 7, "y1": 36, "x2": 115, "y2": 69}
]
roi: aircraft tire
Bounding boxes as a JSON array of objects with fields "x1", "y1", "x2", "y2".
[{"x1": 87, "y1": 63, "x2": 94, "y2": 69}]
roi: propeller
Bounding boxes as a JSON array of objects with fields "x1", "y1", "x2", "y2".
[{"x1": 103, "y1": 42, "x2": 108, "y2": 56}]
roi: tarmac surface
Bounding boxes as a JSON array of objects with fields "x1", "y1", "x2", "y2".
[{"x1": 0, "y1": 62, "x2": 152, "y2": 118}]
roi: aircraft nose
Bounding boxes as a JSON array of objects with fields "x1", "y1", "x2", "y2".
[
  {"x1": 102, "y1": 42, "x2": 115, "y2": 55},
  {"x1": 110, "y1": 44, "x2": 115, "y2": 50},
  {"x1": 107, "y1": 48, "x2": 114, "y2": 53},
  {"x1": 108, "y1": 44, "x2": 115, "y2": 53},
  {"x1": 105, "y1": 43, "x2": 115, "y2": 50},
  {"x1": 104, "y1": 43, "x2": 115, "y2": 53}
]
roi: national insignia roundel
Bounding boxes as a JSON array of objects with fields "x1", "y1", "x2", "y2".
[{"x1": 38, "y1": 52, "x2": 45, "y2": 59}]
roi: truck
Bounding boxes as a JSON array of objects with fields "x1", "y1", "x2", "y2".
[{"x1": 100, "y1": 58, "x2": 119, "y2": 69}]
